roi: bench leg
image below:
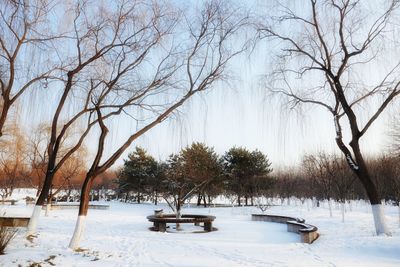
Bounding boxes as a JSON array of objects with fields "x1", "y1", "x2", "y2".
[
  {"x1": 158, "y1": 222, "x2": 167, "y2": 232},
  {"x1": 204, "y1": 222, "x2": 212, "y2": 232}
]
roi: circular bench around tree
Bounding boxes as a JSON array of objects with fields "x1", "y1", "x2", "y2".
[{"x1": 147, "y1": 214, "x2": 216, "y2": 233}]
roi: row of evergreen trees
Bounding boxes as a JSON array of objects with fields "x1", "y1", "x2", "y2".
[{"x1": 117, "y1": 143, "x2": 273, "y2": 207}]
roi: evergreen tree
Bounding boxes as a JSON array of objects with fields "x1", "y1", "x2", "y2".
[
  {"x1": 161, "y1": 142, "x2": 223, "y2": 218},
  {"x1": 180, "y1": 142, "x2": 223, "y2": 207},
  {"x1": 118, "y1": 147, "x2": 158, "y2": 203},
  {"x1": 224, "y1": 147, "x2": 272, "y2": 206}
]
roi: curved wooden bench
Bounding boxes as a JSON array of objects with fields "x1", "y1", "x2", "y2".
[
  {"x1": 0, "y1": 199, "x2": 17, "y2": 205},
  {"x1": 147, "y1": 214, "x2": 216, "y2": 232},
  {"x1": 286, "y1": 221, "x2": 319, "y2": 243},
  {"x1": 41, "y1": 203, "x2": 110, "y2": 210},
  {"x1": 0, "y1": 216, "x2": 30, "y2": 227},
  {"x1": 251, "y1": 214, "x2": 319, "y2": 244},
  {"x1": 252, "y1": 214, "x2": 305, "y2": 224}
]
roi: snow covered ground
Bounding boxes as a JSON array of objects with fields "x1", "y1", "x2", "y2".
[{"x1": 1, "y1": 189, "x2": 400, "y2": 267}]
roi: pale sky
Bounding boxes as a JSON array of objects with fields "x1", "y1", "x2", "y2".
[
  {"x1": 15, "y1": 0, "x2": 399, "y2": 172},
  {"x1": 101, "y1": 44, "x2": 395, "y2": 170}
]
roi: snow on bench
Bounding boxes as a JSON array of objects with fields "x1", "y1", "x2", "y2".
[
  {"x1": 41, "y1": 203, "x2": 110, "y2": 210},
  {"x1": 147, "y1": 214, "x2": 216, "y2": 233},
  {"x1": 251, "y1": 214, "x2": 319, "y2": 244}
]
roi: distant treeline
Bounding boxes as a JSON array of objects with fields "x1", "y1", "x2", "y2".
[{"x1": 116, "y1": 144, "x2": 400, "y2": 207}]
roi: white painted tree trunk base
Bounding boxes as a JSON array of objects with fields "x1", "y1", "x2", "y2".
[
  {"x1": 341, "y1": 202, "x2": 345, "y2": 223},
  {"x1": 371, "y1": 204, "x2": 390, "y2": 236},
  {"x1": 27, "y1": 205, "x2": 42, "y2": 236},
  {"x1": 398, "y1": 204, "x2": 400, "y2": 228},
  {"x1": 328, "y1": 199, "x2": 333, "y2": 218},
  {"x1": 312, "y1": 197, "x2": 316, "y2": 208},
  {"x1": 45, "y1": 204, "x2": 50, "y2": 217},
  {"x1": 175, "y1": 210, "x2": 181, "y2": 230},
  {"x1": 69, "y1": 215, "x2": 86, "y2": 250}
]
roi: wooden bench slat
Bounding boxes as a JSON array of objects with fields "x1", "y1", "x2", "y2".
[{"x1": 147, "y1": 214, "x2": 216, "y2": 233}]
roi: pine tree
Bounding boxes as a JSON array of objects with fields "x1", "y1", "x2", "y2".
[
  {"x1": 118, "y1": 147, "x2": 158, "y2": 203},
  {"x1": 224, "y1": 147, "x2": 272, "y2": 206}
]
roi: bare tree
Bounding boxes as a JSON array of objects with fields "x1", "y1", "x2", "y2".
[
  {"x1": 274, "y1": 169, "x2": 301, "y2": 206},
  {"x1": 25, "y1": 122, "x2": 85, "y2": 195},
  {"x1": 303, "y1": 153, "x2": 335, "y2": 216},
  {"x1": 0, "y1": 0, "x2": 60, "y2": 137},
  {"x1": 330, "y1": 156, "x2": 356, "y2": 222},
  {"x1": 0, "y1": 123, "x2": 28, "y2": 199},
  {"x1": 26, "y1": 124, "x2": 52, "y2": 196},
  {"x1": 388, "y1": 114, "x2": 400, "y2": 157},
  {"x1": 302, "y1": 152, "x2": 356, "y2": 219},
  {"x1": 68, "y1": 1, "x2": 250, "y2": 249},
  {"x1": 44, "y1": 146, "x2": 87, "y2": 216},
  {"x1": 259, "y1": 0, "x2": 400, "y2": 235},
  {"x1": 27, "y1": 0, "x2": 173, "y2": 235}
]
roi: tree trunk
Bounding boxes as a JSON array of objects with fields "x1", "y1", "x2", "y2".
[
  {"x1": 245, "y1": 196, "x2": 248, "y2": 206},
  {"x1": 371, "y1": 204, "x2": 389, "y2": 235},
  {"x1": 69, "y1": 215, "x2": 86, "y2": 250},
  {"x1": 0, "y1": 102, "x2": 10, "y2": 138},
  {"x1": 35, "y1": 170, "x2": 54, "y2": 206},
  {"x1": 176, "y1": 199, "x2": 182, "y2": 218},
  {"x1": 69, "y1": 174, "x2": 94, "y2": 250},
  {"x1": 351, "y1": 145, "x2": 389, "y2": 235},
  {"x1": 328, "y1": 198, "x2": 333, "y2": 218},
  {"x1": 27, "y1": 205, "x2": 42, "y2": 236},
  {"x1": 36, "y1": 187, "x2": 41, "y2": 197},
  {"x1": 154, "y1": 191, "x2": 158, "y2": 205},
  {"x1": 335, "y1": 115, "x2": 390, "y2": 235},
  {"x1": 45, "y1": 199, "x2": 51, "y2": 217},
  {"x1": 251, "y1": 196, "x2": 254, "y2": 206},
  {"x1": 197, "y1": 192, "x2": 202, "y2": 206},
  {"x1": 45, "y1": 185, "x2": 53, "y2": 217},
  {"x1": 176, "y1": 198, "x2": 182, "y2": 230},
  {"x1": 66, "y1": 188, "x2": 72, "y2": 202},
  {"x1": 237, "y1": 194, "x2": 241, "y2": 206},
  {"x1": 341, "y1": 201, "x2": 345, "y2": 223},
  {"x1": 28, "y1": 169, "x2": 55, "y2": 235},
  {"x1": 398, "y1": 201, "x2": 400, "y2": 228},
  {"x1": 203, "y1": 194, "x2": 207, "y2": 207}
]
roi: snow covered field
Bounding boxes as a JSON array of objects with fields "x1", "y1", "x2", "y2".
[{"x1": 1, "y1": 190, "x2": 400, "y2": 267}]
